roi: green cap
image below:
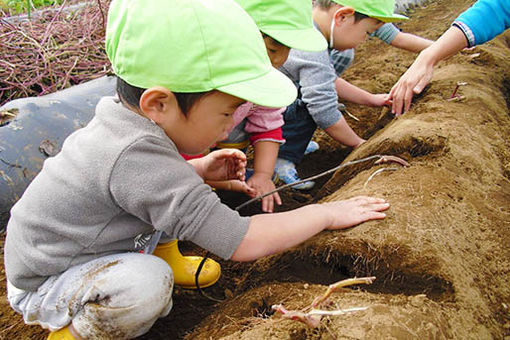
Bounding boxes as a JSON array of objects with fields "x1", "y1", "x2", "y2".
[
  {"x1": 333, "y1": 0, "x2": 408, "y2": 23},
  {"x1": 235, "y1": 0, "x2": 327, "y2": 52},
  {"x1": 105, "y1": 0, "x2": 297, "y2": 108}
]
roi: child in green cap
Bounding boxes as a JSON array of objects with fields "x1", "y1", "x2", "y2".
[
  {"x1": 196, "y1": 0, "x2": 328, "y2": 213},
  {"x1": 274, "y1": 0, "x2": 425, "y2": 189},
  {"x1": 4, "y1": 0, "x2": 389, "y2": 339}
]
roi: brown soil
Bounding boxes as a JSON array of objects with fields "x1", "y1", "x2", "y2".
[{"x1": 1, "y1": 0, "x2": 510, "y2": 339}]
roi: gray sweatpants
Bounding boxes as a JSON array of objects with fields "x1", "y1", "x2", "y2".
[{"x1": 7, "y1": 252, "x2": 173, "y2": 339}]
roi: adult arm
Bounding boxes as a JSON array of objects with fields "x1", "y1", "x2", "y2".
[
  {"x1": 390, "y1": 0, "x2": 510, "y2": 115},
  {"x1": 454, "y1": 0, "x2": 510, "y2": 47},
  {"x1": 389, "y1": 26, "x2": 468, "y2": 115}
]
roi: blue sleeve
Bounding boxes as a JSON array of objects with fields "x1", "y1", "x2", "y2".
[
  {"x1": 372, "y1": 23, "x2": 400, "y2": 44},
  {"x1": 454, "y1": 0, "x2": 510, "y2": 47}
]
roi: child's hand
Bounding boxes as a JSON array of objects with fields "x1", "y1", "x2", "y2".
[
  {"x1": 323, "y1": 196, "x2": 389, "y2": 230},
  {"x1": 206, "y1": 179, "x2": 255, "y2": 196},
  {"x1": 194, "y1": 149, "x2": 247, "y2": 182},
  {"x1": 369, "y1": 93, "x2": 392, "y2": 107},
  {"x1": 247, "y1": 173, "x2": 282, "y2": 213}
]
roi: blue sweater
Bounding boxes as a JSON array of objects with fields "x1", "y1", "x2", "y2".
[{"x1": 453, "y1": 0, "x2": 510, "y2": 47}]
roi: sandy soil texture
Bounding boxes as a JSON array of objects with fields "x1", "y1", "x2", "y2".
[{"x1": 1, "y1": 0, "x2": 509, "y2": 339}]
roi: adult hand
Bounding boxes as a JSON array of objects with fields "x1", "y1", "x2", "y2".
[
  {"x1": 389, "y1": 53, "x2": 434, "y2": 116},
  {"x1": 389, "y1": 26, "x2": 469, "y2": 116},
  {"x1": 247, "y1": 173, "x2": 281, "y2": 213}
]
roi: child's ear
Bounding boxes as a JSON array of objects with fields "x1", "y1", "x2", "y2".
[
  {"x1": 139, "y1": 86, "x2": 180, "y2": 123},
  {"x1": 334, "y1": 6, "x2": 355, "y2": 23}
]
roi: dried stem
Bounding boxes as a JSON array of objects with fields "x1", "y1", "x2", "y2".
[
  {"x1": 272, "y1": 277, "x2": 376, "y2": 328},
  {"x1": 235, "y1": 154, "x2": 409, "y2": 211},
  {"x1": 0, "y1": 1, "x2": 112, "y2": 106}
]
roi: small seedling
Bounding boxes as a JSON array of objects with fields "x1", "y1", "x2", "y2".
[{"x1": 449, "y1": 81, "x2": 468, "y2": 99}]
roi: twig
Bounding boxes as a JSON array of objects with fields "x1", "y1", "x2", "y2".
[
  {"x1": 311, "y1": 277, "x2": 375, "y2": 308},
  {"x1": 363, "y1": 168, "x2": 398, "y2": 189},
  {"x1": 271, "y1": 277, "x2": 376, "y2": 328},
  {"x1": 97, "y1": 0, "x2": 106, "y2": 31},
  {"x1": 344, "y1": 109, "x2": 360, "y2": 121},
  {"x1": 235, "y1": 154, "x2": 409, "y2": 211},
  {"x1": 446, "y1": 95, "x2": 466, "y2": 102}
]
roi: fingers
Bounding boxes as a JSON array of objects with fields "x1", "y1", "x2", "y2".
[
  {"x1": 228, "y1": 180, "x2": 255, "y2": 194},
  {"x1": 403, "y1": 83, "x2": 415, "y2": 115},
  {"x1": 214, "y1": 148, "x2": 247, "y2": 161},
  {"x1": 274, "y1": 192, "x2": 282, "y2": 206},
  {"x1": 413, "y1": 76, "x2": 429, "y2": 95},
  {"x1": 348, "y1": 196, "x2": 387, "y2": 204},
  {"x1": 391, "y1": 83, "x2": 404, "y2": 115},
  {"x1": 360, "y1": 211, "x2": 387, "y2": 221},
  {"x1": 262, "y1": 195, "x2": 273, "y2": 213},
  {"x1": 261, "y1": 193, "x2": 282, "y2": 213}
]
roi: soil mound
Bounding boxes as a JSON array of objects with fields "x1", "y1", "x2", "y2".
[{"x1": 1, "y1": 0, "x2": 509, "y2": 339}]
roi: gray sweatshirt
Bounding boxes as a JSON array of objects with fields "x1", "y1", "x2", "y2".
[
  {"x1": 279, "y1": 47, "x2": 342, "y2": 130},
  {"x1": 4, "y1": 96, "x2": 250, "y2": 291}
]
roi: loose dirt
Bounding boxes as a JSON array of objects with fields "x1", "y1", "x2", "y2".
[{"x1": 1, "y1": 0, "x2": 509, "y2": 339}]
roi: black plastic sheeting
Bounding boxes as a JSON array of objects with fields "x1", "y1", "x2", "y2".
[{"x1": 0, "y1": 76, "x2": 116, "y2": 231}]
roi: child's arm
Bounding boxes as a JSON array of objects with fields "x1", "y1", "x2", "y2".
[
  {"x1": 231, "y1": 196, "x2": 389, "y2": 261},
  {"x1": 335, "y1": 77, "x2": 390, "y2": 107},
  {"x1": 248, "y1": 140, "x2": 281, "y2": 213},
  {"x1": 188, "y1": 149, "x2": 247, "y2": 182},
  {"x1": 243, "y1": 106, "x2": 286, "y2": 213},
  {"x1": 389, "y1": 32, "x2": 433, "y2": 53},
  {"x1": 374, "y1": 23, "x2": 433, "y2": 53},
  {"x1": 324, "y1": 115, "x2": 365, "y2": 148}
]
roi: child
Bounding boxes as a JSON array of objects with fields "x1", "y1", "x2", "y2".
[
  {"x1": 206, "y1": 0, "x2": 328, "y2": 213},
  {"x1": 330, "y1": 22, "x2": 433, "y2": 80},
  {"x1": 274, "y1": 0, "x2": 410, "y2": 189},
  {"x1": 4, "y1": 0, "x2": 390, "y2": 339},
  {"x1": 390, "y1": 0, "x2": 510, "y2": 115}
]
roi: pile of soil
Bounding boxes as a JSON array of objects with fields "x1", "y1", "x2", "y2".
[{"x1": 1, "y1": 0, "x2": 509, "y2": 339}]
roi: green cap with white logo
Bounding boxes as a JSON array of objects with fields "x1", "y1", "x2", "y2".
[
  {"x1": 235, "y1": 0, "x2": 327, "y2": 51},
  {"x1": 106, "y1": 0, "x2": 297, "y2": 108},
  {"x1": 333, "y1": 0, "x2": 408, "y2": 23}
]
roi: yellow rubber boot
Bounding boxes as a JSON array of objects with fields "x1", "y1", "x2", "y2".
[
  {"x1": 152, "y1": 240, "x2": 221, "y2": 289},
  {"x1": 48, "y1": 326, "x2": 76, "y2": 340}
]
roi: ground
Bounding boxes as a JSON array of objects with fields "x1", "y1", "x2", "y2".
[{"x1": 1, "y1": 0, "x2": 510, "y2": 339}]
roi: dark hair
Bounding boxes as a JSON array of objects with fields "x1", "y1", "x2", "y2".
[
  {"x1": 261, "y1": 32, "x2": 286, "y2": 48},
  {"x1": 353, "y1": 11, "x2": 370, "y2": 23},
  {"x1": 116, "y1": 77, "x2": 211, "y2": 115},
  {"x1": 314, "y1": 0, "x2": 371, "y2": 23}
]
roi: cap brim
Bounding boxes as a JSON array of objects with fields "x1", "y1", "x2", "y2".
[
  {"x1": 261, "y1": 27, "x2": 328, "y2": 52},
  {"x1": 372, "y1": 13, "x2": 409, "y2": 23},
  {"x1": 217, "y1": 67, "x2": 297, "y2": 108}
]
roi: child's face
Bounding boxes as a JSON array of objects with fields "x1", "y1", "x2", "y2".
[
  {"x1": 332, "y1": 16, "x2": 383, "y2": 51},
  {"x1": 162, "y1": 91, "x2": 245, "y2": 155},
  {"x1": 263, "y1": 36, "x2": 290, "y2": 69}
]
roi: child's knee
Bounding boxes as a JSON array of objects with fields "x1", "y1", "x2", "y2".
[{"x1": 72, "y1": 254, "x2": 173, "y2": 339}]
